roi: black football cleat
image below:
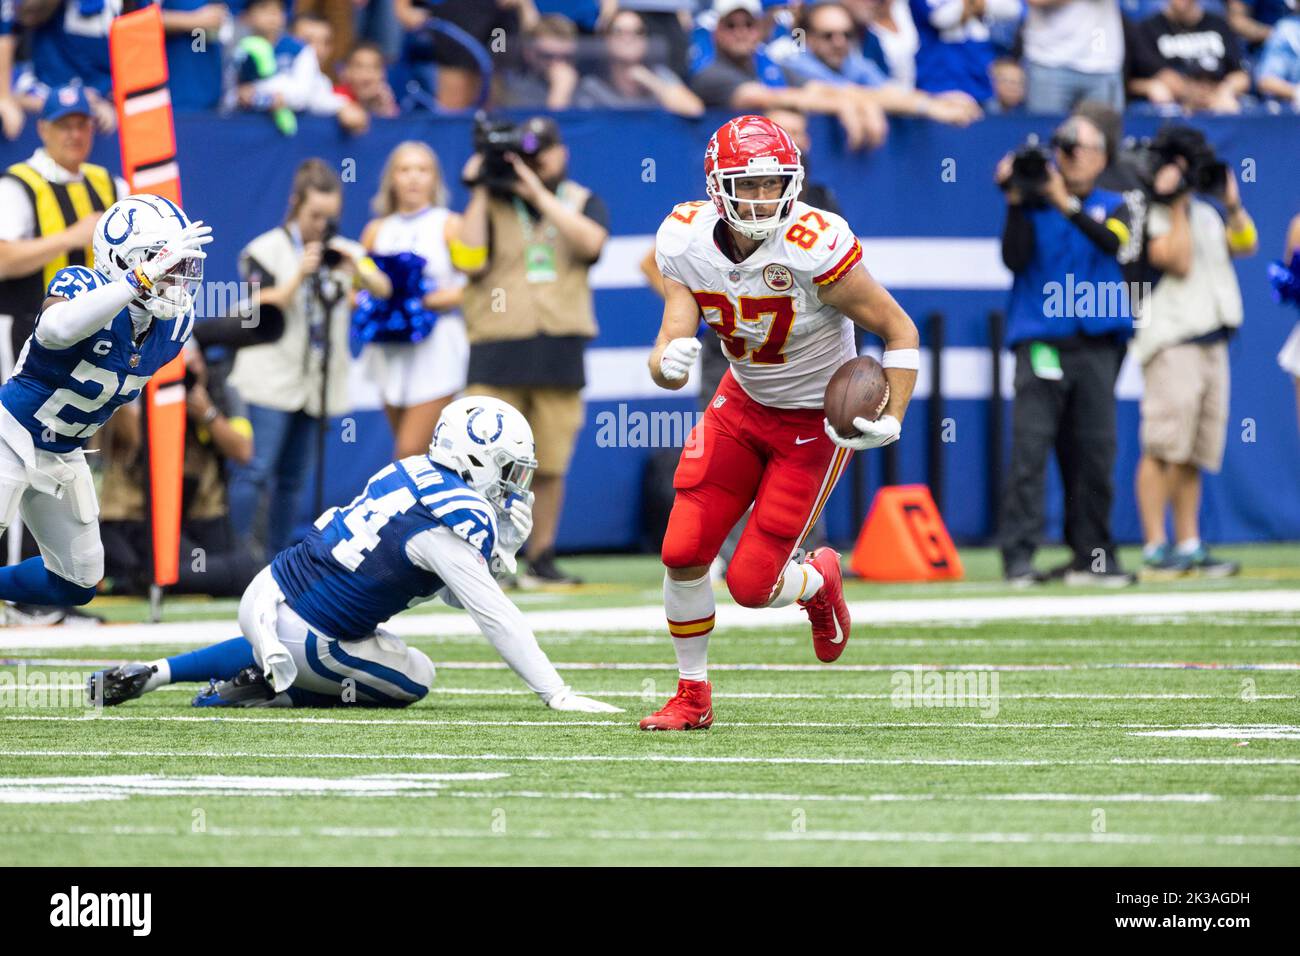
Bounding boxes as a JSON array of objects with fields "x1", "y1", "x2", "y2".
[
  {"x1": 192, "y1": 665, "x2": 280, "y2": 708},
  {"x1": 86, "y1": 663, "x2": 155, "y2": 707}
]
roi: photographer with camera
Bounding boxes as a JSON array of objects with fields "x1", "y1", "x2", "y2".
[
  {"x1": 227, "y1": 159, "x2": 392, "y2": 560},
  {"x1": 996, "y1": 114, "x2": 1142, "y2": 587},
  {"x1": 98, "y1": 302, "x2": 286, "y2": 597},
  {"x1": 451, "y1": 115, "x2": 608, "y2": 586},
  {"x1": 1129, "y1": 125, "x2": 1255, "y2": 577}
]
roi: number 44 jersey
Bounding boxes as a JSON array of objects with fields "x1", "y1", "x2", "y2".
[
  {"x1": 270, "y1": 456, "x2": 499, "y2": 642},
  {"x1": 655, "y1": 199, "x2": 860, "y2": 410},
  {"x1": 0, "y1": 266, "x2": 193, "y2": 453}
]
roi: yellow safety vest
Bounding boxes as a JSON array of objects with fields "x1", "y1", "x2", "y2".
[{"x1": 3, "y1": 161, "x2": 118, "y2": 291}]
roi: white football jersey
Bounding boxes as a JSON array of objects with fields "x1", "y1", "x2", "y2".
[{"x1": 655, "y1": 199, "x2": 861, "y2": 409}]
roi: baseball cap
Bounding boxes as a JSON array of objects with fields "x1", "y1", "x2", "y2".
[
  {"x1": 713, "y1": 0, "x2": 763, "y2": 18},
  {"x1": 41, "y1": 85, "x2": 93, "y2": 123}
]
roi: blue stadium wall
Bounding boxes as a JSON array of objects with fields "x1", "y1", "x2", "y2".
[{"x1": 4, "y1": 111, "x2": 1298, "y2": 549}]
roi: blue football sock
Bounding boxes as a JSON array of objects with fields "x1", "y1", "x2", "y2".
[
  {"x1": 166, "y1": 637, "x2": 257, "y2": 684},
  {"x1": 0, "y1": 556, "x2": 97, "y2": 606}
]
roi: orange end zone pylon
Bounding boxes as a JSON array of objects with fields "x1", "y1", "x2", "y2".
[{"x1": 850, "y1": 484, "x2": 964, "y2": 582}]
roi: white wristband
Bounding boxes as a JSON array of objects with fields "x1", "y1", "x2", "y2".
[{"x1": 881, "y1": 348, "x2": 920, "y2": 371}]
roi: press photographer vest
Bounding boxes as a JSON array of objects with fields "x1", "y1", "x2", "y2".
[
  {"x1": 0, "y1": 160, "x2": 118, "y2": 325},
  {"x1": 461, "y1": 180, "x2": 599, "y2": 344}
]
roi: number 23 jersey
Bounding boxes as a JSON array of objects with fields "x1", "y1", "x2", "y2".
[
  {"x1": 0, "y1": 265, "x2": 192, "y2": 453},
  {"x1": 655, "y1": 199, "x2": 861, "y2": 409}
]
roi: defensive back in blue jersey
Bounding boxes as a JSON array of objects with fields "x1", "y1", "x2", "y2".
[
  {"x1": 0, "y1": 266, "x2": 192, "y2": 453},
  {"x1": 271, "y1": 456, "x2": 499, "y2": 641}
]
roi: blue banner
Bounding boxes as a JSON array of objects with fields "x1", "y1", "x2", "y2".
[{"x1": 3, "y1": 110, "x2": 1297, "y2": 549}]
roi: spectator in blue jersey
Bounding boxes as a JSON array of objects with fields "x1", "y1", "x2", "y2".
[
  {"x1": 1126, "y1": 0, "x2": 1249, "y2": 111},
  {"x1": 1255, "y1": 12, "x2": 1300, "y2": 104},
  {"x1": 161, "y1": 0, "x2": 232, "y2": 111},
  {"x1": 1227, "y1": 0, "x2": 1297, "y2": 52},
  {"x1": 770, "y1": 1, "x2": 983, "y2": 124},
  {"x1": 0, "y1": 0, "x2": 21, "y2": 139},
  {"x1": 19, "y1": 0, "x2": 123, "y2": 102},
  {"x1": 909, "y1": 0, "x2": 1025, "y2": 101},
  {"x1": 690, "y1": 0, "x2": 886, "y2": 149}
]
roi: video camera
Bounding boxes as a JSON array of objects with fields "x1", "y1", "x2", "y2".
[
  {"x1": 1127, "y1": 125, "x2": 1228, "y2": 202},
  {"x1": 470, "y1": 113, "x2": 553, "y2": 196}
]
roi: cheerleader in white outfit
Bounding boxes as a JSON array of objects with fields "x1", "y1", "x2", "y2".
[{"x1": 360, "y1": 142, "x2": 470, "y2": 457}]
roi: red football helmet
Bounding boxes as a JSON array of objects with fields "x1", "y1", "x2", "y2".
[{"x1": 704, "y1": 115, "x2": 804, "y2": 241}]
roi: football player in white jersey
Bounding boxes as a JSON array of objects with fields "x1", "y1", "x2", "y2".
[
  {"x1": 0, "y1": 193, "x2": 211, "y2": 616},
  {"x1": 641, "y1": 114, "x2": 920, "y2": 730},
  {"x1": 89, "y1": 396, "x2": 622, "y2": 715}
]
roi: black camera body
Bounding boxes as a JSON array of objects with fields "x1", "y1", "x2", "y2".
[
  {"x1": 1005, "y1": 136, "x2": 1053, "y2": 204},
  {"x1": 1128, "y1": 125, "x2": 1228, "y2": 202},
  {"x1": 472, "y1": 113, "x2": 545, "y2": 196}
]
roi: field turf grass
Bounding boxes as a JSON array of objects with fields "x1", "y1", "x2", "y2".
[{"x1": 1, "y1": 544, "x2": 1297, "y2": 866}]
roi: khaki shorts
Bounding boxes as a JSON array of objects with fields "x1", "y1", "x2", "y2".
[
  {"x1": 1140, "y1": 341, "x2": 1229, "y2": 473},
  {"x1": 463, "y1": 384, "x2": 584, "y2": 478}
]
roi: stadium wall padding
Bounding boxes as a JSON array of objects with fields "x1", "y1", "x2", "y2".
[{"x1": 3, "y1": 111, "x2": 1297, "y2": 550}]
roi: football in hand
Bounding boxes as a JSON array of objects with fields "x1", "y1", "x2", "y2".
[{"x1": 824, "y1": 356, "x2": 890, "y2": 438}]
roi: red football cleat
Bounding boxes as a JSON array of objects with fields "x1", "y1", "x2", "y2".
[
  {"x1": 800, "y1": 547, "x2": 851, "y2": 662},
  {"x1": 638, "y1": 678, "x2": 714, "y2": 731}
]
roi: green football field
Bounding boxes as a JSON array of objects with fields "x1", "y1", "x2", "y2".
[{"x1": 1, "y1": 544, "x2": 1298, "y2": 866}]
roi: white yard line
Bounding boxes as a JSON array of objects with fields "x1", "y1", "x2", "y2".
[
  {"x1": 1131, "y1": 728, "x2": 1300, "y2": 740},
  {"x1": 1, "y1": 822, "x2": 1296, "y2": 847},
  {"x1": 5, "y1": 715, "x2": 1300, "y2": 733},
  {"x1": 8, "y1": 660, "x2": 1299, "y2": 672},
  {"x1": 1, "y1": 685, "x2": 1296, "y2": 702},
  {"x1": 2, "y1": 749, "x2": 1298, "y2": 766},
  {"x1": 2, "y1": 588, "x2": 1298, "y2": 650}
]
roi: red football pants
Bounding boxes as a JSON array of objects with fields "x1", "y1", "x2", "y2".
[{"x1": 661, "y1": 370, "x2": 852, "y2": 607}]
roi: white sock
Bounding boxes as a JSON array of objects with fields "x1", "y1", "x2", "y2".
[
  {"x1": 142, "y1": 659, "x2": 171, "y2": 692},
  {"x1": 1175, "y1": 538, "x2": 1201, "y2": 555},
  {"x1": 672, "y1": 636, "x2": 709, "y2": 682},
  {"x1": 769, "y1": 560, "x2": 825, "y2": 609},
  {"x1": 665, "y1": 572, "x2": 714, "y2": 681}
]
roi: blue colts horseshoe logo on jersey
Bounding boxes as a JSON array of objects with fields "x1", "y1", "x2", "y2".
[
  {"x1": 467, "y1": 407, "x2": 504, "y2": 444},
  {"x1": 102, "y1": 207, "x2": 137, "y2": 246}
]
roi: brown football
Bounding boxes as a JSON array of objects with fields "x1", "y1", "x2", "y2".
[{"x1": 824, "y1": 356, "x2": 890, "y2": 438}]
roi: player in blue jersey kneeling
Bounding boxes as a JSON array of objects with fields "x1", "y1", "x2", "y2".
[{"x1": 89, "y1": 396, "x2": 621, "y2": 714}]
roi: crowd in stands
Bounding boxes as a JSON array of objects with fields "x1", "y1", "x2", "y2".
[{"x1": 1, "y1": 0, "x2": 1298, "y2": 144}]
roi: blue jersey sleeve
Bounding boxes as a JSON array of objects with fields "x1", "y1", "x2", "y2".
[
  {"x1": 431, "y1": 498, "x2": 498, "y2": 562},
  {"x1": 45, "y1": 266, "x2": 110, "y2": 301}
]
